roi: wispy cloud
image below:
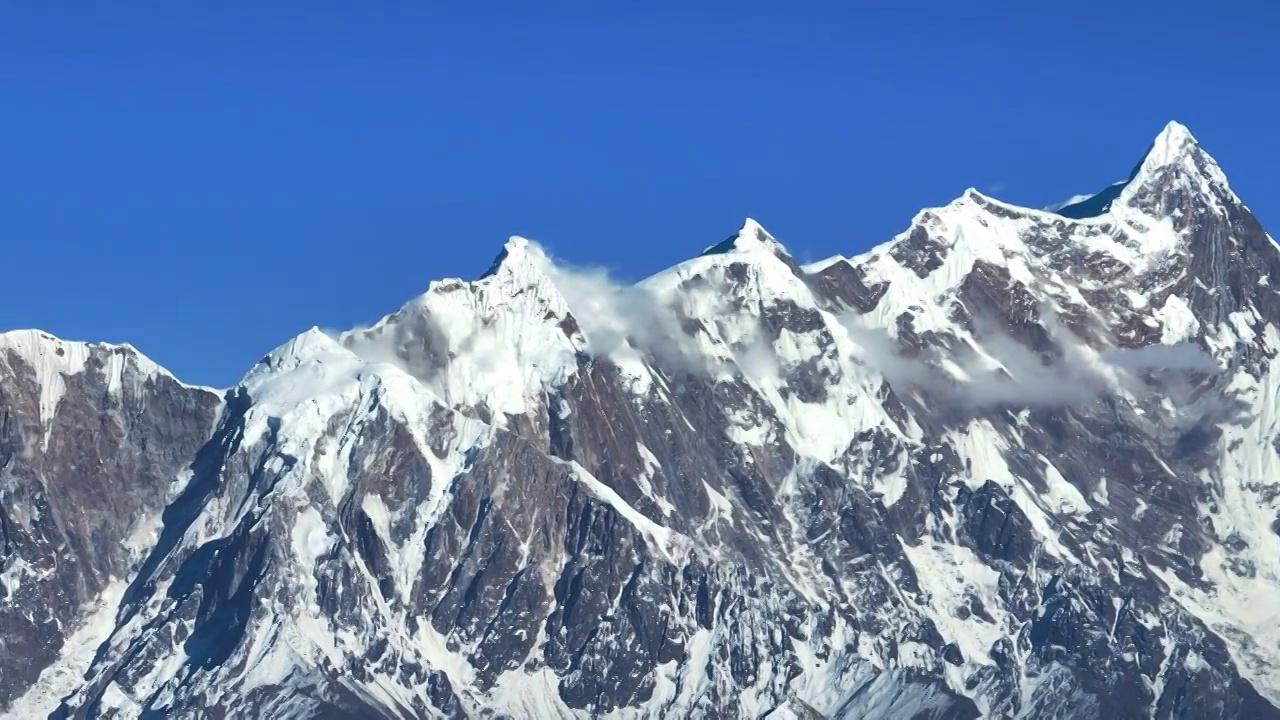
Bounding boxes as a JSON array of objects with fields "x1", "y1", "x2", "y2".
[
  {"x1": 334, "y1": 238, "x2": 1221, "y2": 418},
  {"x1": 542, "y1": 260, "x2": 714, "y2": 374},
  {"x1": 837, "y1": 309, "x2": 1218, "y2": 412}
]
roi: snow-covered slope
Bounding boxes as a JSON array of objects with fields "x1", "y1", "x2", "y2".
[{"x1": 5, "y1": 121, "x2": 1280, "y2": 719}]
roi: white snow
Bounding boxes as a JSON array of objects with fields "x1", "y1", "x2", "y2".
[
  {"x1": 342, "y1": 237, "x2": 581, "y2": 422},
  {"x1": 1092, "y1": 475, "x2": 1110, "y2": 506},
  {"x1": 1038, "y1": 456, "x2": 1092, "y2": 515},
  {"x1": 702, "y1": 217, "x2": 785, "y2": 256},
  {"x1": 569, "y1": 461, "x2": 690, "y2": 562},
  {"x1": 360, "y1": 493, "x2": 393, "y2": 544},
  {"x1": 484, "y1": 667, "x2": 576, "y2": 719},
  {"x1": 633, "y1": 444, "x2": 675, "y2": 517},
  {"x1": 6, "y1": 580, "x2": 129, "y2": 718},
  {"x1": 801, "y1": 254, "x2": 847, "y2": 273},
  {"x1": 290, "y1": 507, "x2": 333, "y2": 607},
  {"x1": 1046, "y1": 190, "x2": 1106, "y2": 212},
  {"x1": 901, "y1": 538, "x2": 1007, "y2": 667},
  {"x1": 0, "y1": 330, "x2": 91, "y2": 447},
  {"x1": 0, "y1": 557, "x2": 38, "y2": 595},
  {"x1": 702, "y1": 481, "x2": 735, "y2": 527}
]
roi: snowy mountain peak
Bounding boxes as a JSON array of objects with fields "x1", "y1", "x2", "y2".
[
  {"x1": 333, "y1": 232, "x2": 585, "y2": 423},
  {"x1": 482, "y1": 234, "x2": 554, "y2": 280},
  {"x1": 255, "y1": 326, "x2": 348, "y2": 373},
  {"x1": 1047, "y1": 120, "x2": 1227, "y2": 221},
  {"x1": 738, "y1": 216, "x2": 772, "y2": 242},
  {"x1": 1123, "y1": 120, "x2": 1214, "y2": 186},
  {"x1": 0, "y1": 328, "x2": 92, "y2": 365},
  {"x1": 1116, "y1": 120, "x2": 1234, "y2": 220},
  {"x1": 701, "y1": 217, "x2": 790, "y2": 259},
  {"x1": 0, "y1": 329, "x2": 156, "y2": 373},
  {"x1": 1147, "y1": 120, "x2": 1198, "y2": 164},
  {"x1": 0, "y1": 328, "x2": 207, "y2": 396},
  {"x1": 0, "y1": 329, "x2": 216, "y2": 453},
  {"x1": 240, "y1": 327, "x2": 368, "y2": 412}
]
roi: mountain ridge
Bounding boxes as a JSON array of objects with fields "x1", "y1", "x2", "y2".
[
  {"x1": 2, "y1": 118, "x2": 1236, "y2": 383},
  {"x1": 3, "y1": 120, "x2": 1280, "y2": 719}
]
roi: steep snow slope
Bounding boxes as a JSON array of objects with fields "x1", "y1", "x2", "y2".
[{"x1": 4, "y1": 121, "x2": 1280, "y2": 719}]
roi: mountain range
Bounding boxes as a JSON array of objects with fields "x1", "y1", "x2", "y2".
[{"x1": 2, "y1": 121, "x2": 1279, "y2": 719}]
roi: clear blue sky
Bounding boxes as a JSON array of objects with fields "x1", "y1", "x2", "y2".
[{"x1": 3, "y1": 2, "x2": 1277, "y2": 387}]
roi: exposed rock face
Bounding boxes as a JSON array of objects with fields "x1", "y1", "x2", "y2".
[
  {"x1": 0, "y1": 333, "x2": 222, "y2": 711},
  {"x1": 4, "y1": 121, "x2": 1280, "y2": 719}
]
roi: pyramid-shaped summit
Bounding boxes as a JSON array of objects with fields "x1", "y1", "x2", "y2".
[
  {"x1": 1053, "y1": 120, "x2": 1225, "y2": 219},
  {"x1": 701, "y1": 217, "x2": 792, "y2": 257}
]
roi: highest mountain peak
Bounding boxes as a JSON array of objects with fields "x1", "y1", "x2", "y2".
[
  {"x1": 700, "y1": 217, "x2": 793, "y2": 261},
  {"x1": 1047, "y1": 120, "x2": 1227, "y2": 220},
  {"x1": 481, "y1": 234, "x2": 554, "y2": 281},
  {"x1": 1145, "y1": 120, "x2": 1199, "y2": 166},
  {"x1": 1109, "y1": 119, "x2": 1239, "y2": 229},
  {"x1": 1129, "y1": 120, "x2": 1226, "y2": 179}
]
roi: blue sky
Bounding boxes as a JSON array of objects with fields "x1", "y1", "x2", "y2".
[{"x1": 3, "y1": 2, "x2": 1277, "y2": 387}]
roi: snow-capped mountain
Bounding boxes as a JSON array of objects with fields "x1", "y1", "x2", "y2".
[{"x1": 3, "y1": 121, "x2": 1280, "y2": 719}]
